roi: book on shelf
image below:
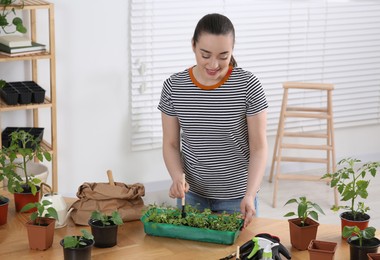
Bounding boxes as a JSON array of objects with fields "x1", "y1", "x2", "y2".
[
  {"x1": 0, "y1": 49, "x2": 46, "y2": 57},
  {"x1": 0, "y1": 42, "x2": 46, "y2": 54},
  {"x1": 0, "y1": 35, "x2": 32, "y2": 48}
]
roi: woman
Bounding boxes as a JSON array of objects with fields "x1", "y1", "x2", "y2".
[{"x1": 157, "y1": 13, "x2": 268, "y2": 228}]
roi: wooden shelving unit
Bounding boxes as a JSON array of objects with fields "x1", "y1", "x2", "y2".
[{"x1": 0, "y1": 0, "x2": 58, "y2": 191}]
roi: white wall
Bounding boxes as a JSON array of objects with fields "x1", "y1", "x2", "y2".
[{"x1": 1, "y1": 1, "x2": 379, "y2": 203}]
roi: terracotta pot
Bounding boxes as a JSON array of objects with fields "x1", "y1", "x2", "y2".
[
  {"x1": 308, "y1": 239, "x2": 337, "y2": 260},
  {"x1": 89, "y1": 219, "x2": 118, "y2": 248},
  {"x1": 25, "y1": 217, "x2": 56, "y2": 250},
  {"x1": 14, "y1": 189, "x2": 40, "y2": 212},
  {"x1": 340, "y1": 211, "x2": 370, "y2": 239},
  {"x1": 60, "y1": 237, "x2": 94, "y2": 260},
  {"x1": 288, "y1": 217, "x2": 319, "y2": 250},
  {"x1": 368, "y1": 253, "x2": 380, "y2": 260},
  {"x1": 0, "y1": 196, "x2": 10, "y2": 225},
  {"x1": 347, "y1": 236, "x2": 380, "y2": 260}
]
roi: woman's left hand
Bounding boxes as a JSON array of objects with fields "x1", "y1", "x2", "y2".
[{"x1": 240, "y1": 194, "x2": 256, "y2": 229}]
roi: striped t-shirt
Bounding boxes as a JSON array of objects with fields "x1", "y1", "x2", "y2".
[{"x1": 158, "y1": 66, "x2": 268, "y2": 199}]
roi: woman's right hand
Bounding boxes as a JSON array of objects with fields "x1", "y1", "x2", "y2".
[{"x1": 169, "y1": 175, "x2": 189, "y2": 199}]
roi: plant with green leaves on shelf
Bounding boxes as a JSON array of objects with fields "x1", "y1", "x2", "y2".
[
  {"x1": 0, "y1": 0, "x2": 27, "y2": 34},
  {"x1": 0, "y1": 130, "x2": 51, "y2": 195},
  {"x1": 283, "y1": 196, "x2": 325, "y2": 227}
]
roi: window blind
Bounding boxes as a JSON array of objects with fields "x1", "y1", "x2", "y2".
[{"x1": 130, "y1": 0, "x2": 380, "y2": 151}]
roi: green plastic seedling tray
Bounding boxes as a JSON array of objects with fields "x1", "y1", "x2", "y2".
[{"x1": 141, "y1": 208, "x2": 243, "y2": 245}]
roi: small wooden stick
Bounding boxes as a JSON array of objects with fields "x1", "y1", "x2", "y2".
[
  {"x1": 182, "y1": 174, "x2": 186, "y2": 205},
  {"x1": 236, "y1": 245, "x2": 240, "y2": 259},
  {"x1": 181, "y1": 174, "x2": 186, "y2": 217},
  {"x1": 107, "y1": 170, "x2": 115, "y2": 186}
]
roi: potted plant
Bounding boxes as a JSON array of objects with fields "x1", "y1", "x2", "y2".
[
  {"x1": 0, "y1": 145, "x2": 13, "y2": 225},
  {"x1": 0, "y1": 194, "x2": 9, "y2": 225},
  {"x1": 322, "y1": 157, "x2": 380, "y2": 237},
  {"x1": 60, "y1": 229, "x2": 94, "y2": 260},
  {"x1": 141, "y1": 204, "x2": 244, "y2": 245},
  {"x1": 368, "y1": 253, "x2": 380, "y2": 260},
  {"x1": 20, "y1": 200, "x2": 58, "y2": 250},
  {"x1": 308, "y1": 239, "x2": 337, "y2": 260},
  {"x1": 0, "y1": 0, "x2": 27, "y2": 34},
  {"x1": 283, "y1": 196, "x2": 325, "y2": 250},
  {"x1": 0, "y1": 130, "x2": 51, "y2": 212},
  {"x1": 88, "y1": 210, "x2": 123, "y2": 248},
  {"x1": 343, "y1": 226, "x2": 380, "y2": 260}
]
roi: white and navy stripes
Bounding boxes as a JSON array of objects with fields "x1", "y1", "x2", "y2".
[{"x1": 158, "y1": 66, "x2": 268, "y2": 199}]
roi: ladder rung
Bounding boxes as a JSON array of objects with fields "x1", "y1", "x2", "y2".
[
  {"x1": 284, "y1": 111, "x2": 331, "y2": 119},
  {"x1": 276, "y1": 174, "x2": 328, "y2": 182},
  {"x1": 281, "y1": 143, "x2": 333, "y2": 150},
  {"x1": 279, "y1": 156, "x2": 328, "y2": 163},
  {"x1": 287, "y1": 106, "x2": 328, "y2": 112},
  {"x1": 283, "y1": 132, "x2": 328, "y2": 138},
  {"x1": 283, "y1": 82, "x2": 334, "y2": 90}
]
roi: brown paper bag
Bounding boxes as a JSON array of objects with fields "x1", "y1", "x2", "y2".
[{"x1": 70, "y1": 182, "x2": 146, "y2": 225}]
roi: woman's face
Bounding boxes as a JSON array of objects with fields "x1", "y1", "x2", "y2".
[{"x1": 192, "y1": 32, "x2": 234, "y2": 85}]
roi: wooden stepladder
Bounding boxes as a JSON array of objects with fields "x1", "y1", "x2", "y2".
[{"x1": 269, "y1": 82, "x2": 338, "y2": 208}]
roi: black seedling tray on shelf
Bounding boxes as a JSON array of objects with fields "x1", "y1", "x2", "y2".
[
  {"x1": 0, "y1": 84, "x2": 19, "y2": 105},
  {"x1": 0, "y1": 81, "x2": 46, "y2": 105},
  {"x1": 1, "y1": 127, "x2": 44, "y2": 149}
]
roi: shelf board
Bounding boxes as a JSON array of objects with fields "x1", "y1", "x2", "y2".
[
  {"x1": 0, "y1": 98, "x2": 52, "y2": 112},
  {"x1": 0, "y1": 52, "x2": 51, "y2": 62},
  {"x1": 0, "y1": 0, "x2": 51, "y2": 10}
]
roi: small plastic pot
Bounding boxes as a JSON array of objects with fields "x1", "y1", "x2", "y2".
[{"x1": 88, "y1": 219, "x2": 118, "y2": 248}]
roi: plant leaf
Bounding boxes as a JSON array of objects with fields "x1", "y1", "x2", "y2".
[
  {"x1": 284, "y1": 198, "x2": 297, "y2": 206},
  {"x1": 312, "y1": 203, "x2": 325, "y2": 215},
  {"x1": 309, "y1": 211, "x2": 319, "y2": 221},
  {"x1": 63, "y1": 236, "x2": 78, "y2": 249},
  {"x1": 363, "y1": 227, "x2": 376, "y2": 240},
  {"x1": 283, "y1": 212, "x2": 295, "y2": 217},
  {"x1": 20, "y1": 202, "x2": 36, "y2": 213},
  {"x1": 111, "y1": 211, "x2": 123, "y2": 225},
  {"x1": 47, "y1": 207, "x2": 59, "y2": 220},
  {"x1": 298, "y1": 202, "x2": 307, "y2": 219}
]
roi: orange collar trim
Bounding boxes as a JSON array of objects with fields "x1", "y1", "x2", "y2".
[{"x1": 189, "y1": 66, "x2": 233, "y2": 90}]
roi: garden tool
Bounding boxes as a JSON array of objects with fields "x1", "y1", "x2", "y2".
[
  {"x1": 107, "y1": 169, "x2": 115, "y2": 186},
  {"x1": 220, "y1": 233, "x2": 291, "y2": 260},
  {"x1": 181, "y1": 174, "x2": 186, "y2": 218},
  {"x1": 39, "y1": 182, "x2": 73, "y2": 228},
  {"x1": 236, "y1": 245, "x2": 240, "y2": 260},
  {"x1": 255, "y1": 233, "x2": 291, "y2": 260},
  {"x1": 239, "y1": 236, "x2": 278, "y2": 260}
]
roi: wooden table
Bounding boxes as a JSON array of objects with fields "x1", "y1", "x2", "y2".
[{"x1": 0, "y1": 189, "x2": 350, "y2": 260}]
